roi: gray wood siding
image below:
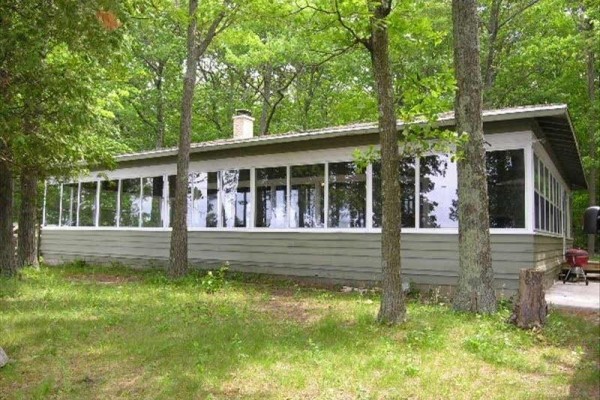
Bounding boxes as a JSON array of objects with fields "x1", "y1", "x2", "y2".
[
  {"x1": 41, "y1": 229, "x2": 542, "y2": 292},
  {"x1": 533, "y1": 234, "x2": 570, "y2": 287},
  {"x1": 533, "y1": 235, "x2": 567, "y2": 269}
]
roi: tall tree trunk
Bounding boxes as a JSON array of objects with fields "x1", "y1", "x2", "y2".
[
  {"x1": 482, "y1": 0, "x2": 501, "y2": 105},
  {"x1": 155, "y1": 60, "x2": 166, "y2": 149},
  {"x1": 587, "y1": 48, "x2": 597, "y2": 255},
  {"x1": 368, "y1": 0, "x2": 406, "y2": 324},
  {"x1": 0, "y1": 150, "x2": 15, "y2": 277},
  {"x1": 259, "y1": 63, "x2": 273, "y2": 136},
  {"x1": 452, "y1": 0, "x2": 497, "y2": 313},
  {"x1": 17, "y1": 170, "x2": 38, "y2": 268},
  {"x1": 169, "y1": 0, "x2": 199, "y2": 278}
]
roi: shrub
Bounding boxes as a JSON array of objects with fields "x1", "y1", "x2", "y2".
[{"x1": 200, "y1": 265, "x2": 229, "y2": 293}]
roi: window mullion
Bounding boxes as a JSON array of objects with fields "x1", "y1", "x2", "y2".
[
  {"x1": 58, "y1": 184, "x2": 63, "y2": 227},
  {"x1": 217, "y1": 172, "x2": 223, "y2": 228},
  {"x1": 324, "y1": 163, "x2": 329, "y2": 229},
  {"x1": 366, "y1": 163, "x2": 373, "y2": 229},
  {"x1": 116, "y1": 180, "x2": 122, "y2": 228},
  {"x1": 76, "y1": 181, "x2": 81, "y2": 227},
  {"x1": 250, "y1": 168, "x2": 255, "y2": 228},
  {"x1": 415, "y1": 157, "x2": 420, "y2": 229},
  {"x1": 95, "y1": 180, "x2": 101, "y2": 227},
  {"x1": 286, "y1": 165, "x2": 291, "y2": 228}
]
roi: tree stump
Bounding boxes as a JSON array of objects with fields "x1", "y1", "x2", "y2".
[
  {"x1": 510, "y1": 269, "x2": 548, "y2": 329},
  {"x1": 0, "y1": 347, "x2": 8, "y2": 368}
]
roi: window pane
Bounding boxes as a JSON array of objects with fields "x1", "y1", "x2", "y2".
[
  {"x1": 541, "y1": 197, "x2": 546, "y2": 231},
  {"x1": 543, "y1": 166, "x2": 548, "y2": 197},
  {"x1": 99, "y1": 180, "x2": 118, "y2": 227},
  {"x1": 120, "y1": 178, "x2": 141, "y2": 227},
  {"x1": 61, "y1": 183, "x2": 78, "y2": 226},
  {"x1": 420, "y1": 155, "x2": 458, "y2": 228},
  {"x1": 290, "y1": 164, "x2": 325, "y2": 228},
  {"x1": 78, "y1": 182, "x2": 97, "y2": 227},
  {"x1": 221, "y1": 170, "x2": 250, "y2": 228},
  {"x1": 534, "y1": 155, "x2": 539, "y2": 191},
  {"x1": 45, "y1": 184, "x2": 60, "y2": 226},
  {"x1": 544, "y1": 199, "x2": 550, "y2": 231},
  {"x1": 168, "y1": 175, "x2": 176, "y2": 227},
  {"x1": 188, "y1": 172, "x2": 216, "y2": 228},
  {"x1": 534, "y1": 192, "x2": 540, "y2": 229},
  {"x1": 486, "y1": 149, "x2": 525, "y2": 228},
  {"x1": 372, "y1": 158, "x2": 416, "y2": 228},
  {"x1": 256, "y1": 167, "x2": 287, "y2": 228},
  {"x1": 328, "y1": 162, "x2": 366, "y2": 228},
  {"x1": 142, "y1": 176, "x2": 163, "y2": 227}
]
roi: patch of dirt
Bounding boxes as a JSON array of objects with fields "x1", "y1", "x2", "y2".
[
  {"x1": 554, "y1": 308, "x2": 600, "y2": 325},
  {"x1": 66, "y1": 274, "x2": 140, "y2": 285},
  {"x1": 255, "y1": 288, "x2": 332, "y2": 324}
]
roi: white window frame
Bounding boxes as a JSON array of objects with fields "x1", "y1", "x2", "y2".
[{"x1": 43, "y1": 132, "x2": 545, "y2": 236}]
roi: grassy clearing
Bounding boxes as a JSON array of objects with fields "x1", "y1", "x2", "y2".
[{"x1": 1, "y1": 263, "x2": 598, "y2": 399}]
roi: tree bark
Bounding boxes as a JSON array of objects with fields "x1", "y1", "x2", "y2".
[
  {"x1": 169, "y1": 1, "x2": 226, "y2": 278},
  {"x1": 17, "y1": 170, "x2": 38, "y2": 268},
  {"x1": 155, "y1": 60, "x2": 166, "y2": 149},
  {"x1": 368, "y1": 0, "x2": 406, "y2": 324},
  {"x1": 587, "y1": 48, "x2": 597, "y2": 256},
  {"x1": 169, "y1": 0, "x2": 199, "y2": 278},
  {"x1": 0, "y1": 149, "x2": 15, "y2": 277},
  {"x1": 452, "y1": 0, "x2": 497, "y2": 313},
  {"x1": 482, "y1": 0, "x2": 501, "y2": 105},
  {"x1": 509, "y1": 269, "x2": 547, "y2": 329},
  {"x1": 259, "y1": 63, "x2": 273, "y2": 136}
]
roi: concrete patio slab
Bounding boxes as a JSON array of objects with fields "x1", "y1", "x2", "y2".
[{"x1": 546, "y1": 281, "x2": 600, "y2": 311}]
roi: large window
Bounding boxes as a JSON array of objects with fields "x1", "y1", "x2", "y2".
[
  {"x1": 256, "y1": 167, "x2": 287, "y2": 228},
  {"x1": 45, "y1": 184, "x2": 61, "y2": 226},
  {"x1": 420, "y1": 155, "x2": 458, "y2": 228},
  {"x1": 328, "y1": 162, "x2": 366, "y2": 228},
  {"x1": 142, "y1": 176, "x2": 163, "y2": 227},
  {"x1": 120, "y1": 178, "x2": 141, "y2": 227},
  {"x1": 61, "y1": 183, "x2": 78, "y2": 226},
  {"x1": 99, "y1": 180, "x2": 119, "y2": 227},
  {"x1": 290, "y1": 164, "x2": 325, "y2": 228},
  {"x1": 188, "y1": 172, "x2": 218, "y2": 228},
  {"x1": 221, "y1": 169, "x2": 251, "y2": 228},
  {"x1": 78, "y1": 182, "x2": 97, "y2": 227},
  {"x1": 534, "y1": 154, "x2": 566, "y2": 235},
  {"x1": 372, "y1": 159, "x2": 415, "y2": 228},
  {"x1": 168, "y1": 175, "x2": 176, "y2": 227},
  {"x1": 46, "y1": 147, "x2": 546, "y2": 232},
  {"x1": 486, "y1": 149, "x2": 525, "y2": 228}
]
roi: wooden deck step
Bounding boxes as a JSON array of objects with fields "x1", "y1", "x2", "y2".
[{"x1": 584, "y1": 261, "x2": 600, "y2": 273}]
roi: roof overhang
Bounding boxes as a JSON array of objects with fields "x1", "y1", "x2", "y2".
[
  {"x1": 114, "y1": 104, "x2": 586, "y2": 190},
  {"x1": 532, "y1": 109, "x2": 587, "y2": 190}
]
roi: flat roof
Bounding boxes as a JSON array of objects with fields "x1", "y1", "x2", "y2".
[{"x1": 115, "y1": 104, "x2": 586, "y2": 189}]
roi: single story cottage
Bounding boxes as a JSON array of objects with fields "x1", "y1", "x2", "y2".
[{"x1": 41, "y1": 104, "x2": 586, "y2": 294}]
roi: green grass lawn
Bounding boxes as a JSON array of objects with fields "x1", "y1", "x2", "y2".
[{"x1": 1, "y1": 264, "x2": 598, "y2": 399}]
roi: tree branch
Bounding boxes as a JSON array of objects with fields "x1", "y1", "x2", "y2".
[
  {"x1": 498, "y1": 0, "x2": 541, "y2": 30},
  {"x1": 128, "y1": 100, "x2": 157, "y2": 131},
  {"x1": 333, "y1": 0, "x2": 370, "y2": 48}
]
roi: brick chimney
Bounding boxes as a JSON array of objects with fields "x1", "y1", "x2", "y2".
[{"x1": 232, "y1": 109, "x2": 254, "y2": 139}]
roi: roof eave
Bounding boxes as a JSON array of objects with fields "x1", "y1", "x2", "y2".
[{"x1": 114, "y1": 104, "x2": 573, "y2": 163}]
